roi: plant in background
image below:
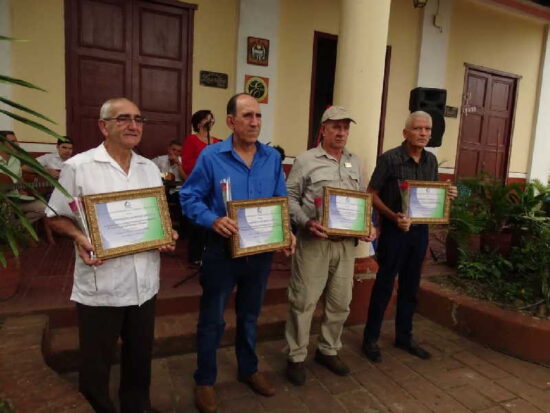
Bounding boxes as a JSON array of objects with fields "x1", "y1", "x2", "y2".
[{"x1": 0, "y1": 35, "x2": 67, "y2": 266}]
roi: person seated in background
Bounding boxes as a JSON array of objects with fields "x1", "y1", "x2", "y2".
[
  {"x1": 30, "y1": 137, "x2": 74, "y2": 179},
  {"x1": 0, "y1": 130, "x2": 46, "y2": 224},
  {"x1": 152, "y1": 139, "x2": 183, "y2": 181},
  {"x1": 181, "y1": 110, "x2": 220, "y2": 178}
]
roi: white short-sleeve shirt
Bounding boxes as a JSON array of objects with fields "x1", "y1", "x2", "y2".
[
  {"x1": 37, "y1": 152, "x2": 66, "y2": 170},
  {"x1": 47, "y1": 143, "x2": 163, "y2": 307}
]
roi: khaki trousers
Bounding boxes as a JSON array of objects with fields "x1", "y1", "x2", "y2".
[{"x1": 285, "y1": 232, "x2": 356, "y2": 362}]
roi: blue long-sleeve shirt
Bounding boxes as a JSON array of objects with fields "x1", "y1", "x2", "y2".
[{"x1": 179, "y1": 135, "x2": 287, "y2": 229}]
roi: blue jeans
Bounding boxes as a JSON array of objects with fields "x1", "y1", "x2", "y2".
[
  {"x1": 364, "y1": 223, "x2": 429, "y2": 345},
  {"x1": 194, "y1": 235, "x2": 273, "y2": 385}
]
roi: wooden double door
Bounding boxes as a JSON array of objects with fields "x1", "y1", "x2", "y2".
[
  {"x1": 65, "y1": 0, "x2": 196, "y2": 158},
  {"x1": 456, "y1": 65, "x2": 518, "y2": 180}
]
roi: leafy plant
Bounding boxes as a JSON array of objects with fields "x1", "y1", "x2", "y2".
[{"x1": 0, "y1": 35, "x2": 68, "y2": 266}]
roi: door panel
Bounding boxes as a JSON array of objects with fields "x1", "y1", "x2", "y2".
[
  {"x1": 456, "y1": 66, "x2": 517, "y2": 180},
  {"x1": 66, "y1": 0, "x2": 195, "y2": 158}
]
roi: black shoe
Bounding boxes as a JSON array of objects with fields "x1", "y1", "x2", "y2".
[
  {"x1": 286, "y1": 361, "x2": 306, "y2": 386},
  {"x1": 314, "y1": 349, "x2": 350, "y2": 376},
  {"x1": 394, "y1": 340, "x2": 432, "y2": 360},
  {"x1": 362, "y1": 341, "x2": 382, "y2": 363}
]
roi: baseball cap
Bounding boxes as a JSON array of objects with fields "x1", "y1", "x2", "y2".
[{"x1": 320, "y1": 106, "x2": 356, "y2": 124}]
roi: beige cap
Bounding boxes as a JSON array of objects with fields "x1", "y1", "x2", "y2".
[{"x1": 320, "y1": 106, "x2": 356, "y2": 124}]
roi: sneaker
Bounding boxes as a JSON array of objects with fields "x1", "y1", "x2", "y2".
[
  {"x1": 286, "y1": 361, "x2": 306, "y2": 386},
  {"x1": 238, "y1": 371, "x2": 276, "y2": 397},
  {"x1": 194, "y1": 385, "x2": 217, "y2": 413},
  {"x1": 394, "y1": 340, "x2": 432, "y2": 360},
  {"x1": 362, "y1": 341, "x2": 382, "y2": 363},
  {"x1": 314, "y1": 349, "x2": 350, "y2": 376}
]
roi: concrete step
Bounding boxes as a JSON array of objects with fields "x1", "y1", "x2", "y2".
[{"x1": 45, "y1": 302, "x2": 323, "y2": 373}]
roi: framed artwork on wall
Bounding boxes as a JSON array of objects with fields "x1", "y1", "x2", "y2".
[
  {"x1": 244, "y1": 75, "x2": 269, "y2": 104},
  {"x1": 247, "y1": 37, "x2": 269, "y2": 66}
]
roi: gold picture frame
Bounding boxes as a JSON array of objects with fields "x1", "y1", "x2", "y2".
[
  {"x1": 83, "y1": 186, "x2": 173, "y2": 259},
  {"x1": 227, "y1": 196, "x2": 291, "y2": 258},
  {"x1": 321, "y1": 187, "x2": 372, "y2": 237},
  {"x1": 404, "y1": 180, "x2": 451, "y2": 224}
]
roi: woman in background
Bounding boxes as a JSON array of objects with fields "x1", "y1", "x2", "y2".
[
  {"x1": 181, "y1": 110, "x2": 220, "y2": 178},
  {"x1": 181, "y1": 110, "x2": 220, "y2": 266}
]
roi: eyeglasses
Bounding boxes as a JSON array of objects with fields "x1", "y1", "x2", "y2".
[{"x1": 102, "y1": 115, "x2": 148, "y2": 125}]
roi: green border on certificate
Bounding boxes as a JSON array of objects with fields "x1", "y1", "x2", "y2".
[
  {"x1": 227, "y1": 196, "x2": 291, "y2": 258},
  {"x1": 404, "y1": 180, "x2": 451, "y2": 224},
  {"x1": 321, "y1": 187, "x2": 372, "y2": 237},
  {"x1": 83, "y1": 186, "x2": 173, "y2": 259}
]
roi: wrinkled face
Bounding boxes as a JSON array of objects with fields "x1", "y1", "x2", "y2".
[
  {"x1": 98, "y1": 100, "x2": 143, "y2": 150},
  {"x1": 227, "y1": 95, "x2": 261, "y2": 145},
  {"x1": 403, "y1": 117, "x2": 432, "y2": 149},
  {"x1": 321, "y1": 119, "x2": 350, "y2": 152},
  {"x1": 57, "y1": 143, "x2": 73, "y2": 160}
]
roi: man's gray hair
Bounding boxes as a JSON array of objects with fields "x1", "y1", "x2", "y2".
[
  {"x1": 99, "y1": 97, "x2": 135, "y2": 119},
  {"x1": 405, "y1": 111, "x2": 432, "y2": 129}
]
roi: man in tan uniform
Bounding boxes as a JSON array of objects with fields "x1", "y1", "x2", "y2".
[{"x1": 284, "y1": 106, "x2": 376, "y2": 385}]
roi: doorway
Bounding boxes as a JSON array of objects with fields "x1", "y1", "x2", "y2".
[
  {"x1": 64, "y1": 0, "x2": 196, "y2": 158},
  {"x1": 307, "y1": 32, "x2": 337, "y2": 149},
  {"x1": 455, "y1": 64, "x2": 519, "y2": 181}
]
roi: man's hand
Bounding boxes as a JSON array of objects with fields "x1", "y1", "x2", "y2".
[
  {"x1": 213, "y1": 216, "x2": 239, "y2": 238},
  {"x1": 395, "y1": 212, "x2": 412, "y2": 232},
  {"x1": 74, "y1": 232, "x2": 103, "y2": 266},
  {"x1": 158, "y1": 230, "x2": 178, "y2": 253},
  {"x1": 281, "y1": 232, "x2": 296, "y2": 257},
  {"x1": 306, "y1": 218, "x2": 328, "y2": 239},
  {"x1": 47, "y1": 168, "x2": 60, "y2": 179},
  {"x1": 359, "y1": 226, "x2": 378, "y2": 243},
  {"x1": 447, "y1": 180, "x2": 458, "y2": 200}
]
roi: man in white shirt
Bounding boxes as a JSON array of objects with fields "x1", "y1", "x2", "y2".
[
  {"x1": 151, "y1": 139, "x2": 182, "y2": 181},
  {"x1": 35, "y1": 137, "x2": 74, "y2": 178},
  {"x1": 47, "y1": 98, "x2": 177, "y2": 412}
]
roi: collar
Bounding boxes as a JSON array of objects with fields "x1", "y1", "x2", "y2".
[
  {"x1": 313, "y1": 144, "x2": 351, "y2": 161},
  {"x1": 219, "y1": 134, "x2": 267, "y2": 157},
  {"x1": 93, "y1": 143, "x2": 147, "y2": 165},
  {"x1": 399, "y1": 141, "x2": 427, "y2": 164}
]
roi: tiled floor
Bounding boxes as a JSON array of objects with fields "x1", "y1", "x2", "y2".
[{"x1": 62, "y1": 316, "x2": 550, "y2": 412}]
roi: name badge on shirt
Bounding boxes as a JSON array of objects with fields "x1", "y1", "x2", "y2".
[{"x1": 344, "y1": 162, "x2": 352, "y2": 168}]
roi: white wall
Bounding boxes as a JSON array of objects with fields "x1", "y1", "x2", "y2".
[{"x1": 236, "y1": 0, "x2": 280, "y2": 143}]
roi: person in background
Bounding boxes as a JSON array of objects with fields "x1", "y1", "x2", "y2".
[
  {"x1": 181, "y1": 110, "x2": 220, "y2": 265},
  {"x1": 32, "y1": 137, "x2": 74, "y2": 179},
  {"x1": 0, "y1": 130, "x2": 46, "y2": 224},
  {"x1": 152, "y1": 139, "x2": 183, "y2": 181},
  {"x1": 181, "y1": 110, "x2": 220, "y2": 178}
]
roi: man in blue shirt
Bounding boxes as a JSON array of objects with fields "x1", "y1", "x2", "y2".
[{"x1": 180, "y1": 93, "x2": 295, "y2": 413}]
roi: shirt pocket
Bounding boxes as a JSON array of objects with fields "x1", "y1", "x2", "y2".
[{"x1": 310, "y1": 170, "x2": 338, "y2": 185}]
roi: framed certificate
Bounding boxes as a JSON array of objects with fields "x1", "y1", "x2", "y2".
[
  {"x1": 227, "y1": 196, "x2": 291, "y2": 258},
  {"x1": 404, "y1": 180, "x2": 451, "y2": 224},
  {"x1": 83, "y1": 187, "x2": 173, "y2": 259},
  {"x1": 321, "y1": 187, "x2": 372, "y2": 237}
]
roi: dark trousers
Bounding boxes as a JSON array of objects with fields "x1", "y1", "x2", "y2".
[
  {"x1": 194, "y1": 235, "x2": 273, "y2": 385},
  {"x1": 364, "y1": 224, "x2": 428, "y2": 345},
  {"x1": 187, "y1": 220, "x2": 207, "y2": 263},
  {"x1": 77, "y1": 296, "x2": 156, "y2": 413}
]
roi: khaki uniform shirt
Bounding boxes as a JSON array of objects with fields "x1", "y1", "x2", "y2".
[{"x1": 287, "y1": 145, "x2": 366, "y2": 229}]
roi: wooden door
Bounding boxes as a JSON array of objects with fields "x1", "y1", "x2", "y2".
[
  {"x1": 65, "y1": 0, "x2": 195, "y2": 158},
  {"x1": 455, "y1": 65, "x2": 518, "y2": 180}
]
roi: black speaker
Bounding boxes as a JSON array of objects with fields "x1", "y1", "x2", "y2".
[{"x1": 409, "y1": 87, "x2": 447, "y2": 147}]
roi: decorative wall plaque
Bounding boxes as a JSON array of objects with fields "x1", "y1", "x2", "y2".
[
  {"x1": 247, "y1": 37, "x2": 269, "y2": 66},
  {"x1": 244, "y1": 75, "x2": 269, "y2": 104},
  {"x1": 199, "y1": 71, "x2": 228, "y2": 89}
]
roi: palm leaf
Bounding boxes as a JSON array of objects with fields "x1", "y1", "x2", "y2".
[
  {"x1": 0, "y1": 74, "x2": 46, "y2": 91},
  {"x1": 0, "y1": 109, "x2": 63, "y2": 140},
  {"x1": 0, "y1": 97, "x2": 56, "y2": 123},
  {"x1": 0, "y1": 35, "x2": 27, "y2": 42}
]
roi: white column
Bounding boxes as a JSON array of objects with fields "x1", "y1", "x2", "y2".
[
  {"x1": 333, "y1": 0, "x2": 390, "y2": 258},
  {"x1": 529, "y1": 26, "x2": 550, "y2": 184},
  {"x1": 236, "y1": 0, "x2": 280, "y2": 143},
  {"x1": 0, "y1": 0, "x2": 13, "y2": 130}
]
